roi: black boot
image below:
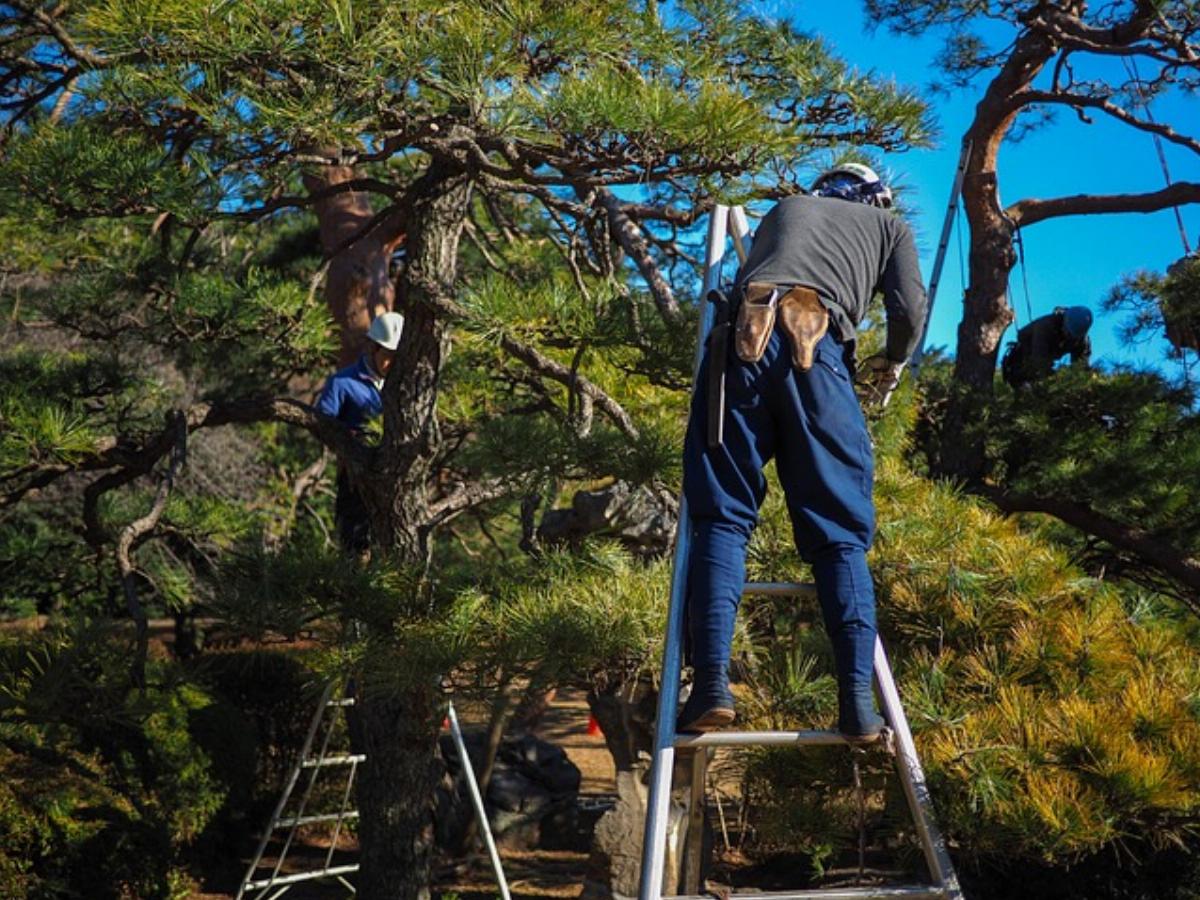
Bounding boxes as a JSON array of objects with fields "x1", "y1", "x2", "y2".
[{"x1": 677, "y1": 666, "x2": 735, "y2": 733}]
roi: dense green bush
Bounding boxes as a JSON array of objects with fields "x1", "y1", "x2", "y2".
[{"x1": 0, "y1": 625, "x2": 319, "y2": 899}]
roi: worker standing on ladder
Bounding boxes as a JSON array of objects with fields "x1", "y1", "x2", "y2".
[
  {"x1": 1000, "y1": 306, "x2": 1093, "y2": 389},
  {"x1": 678, "y1": 163, "x2": 926, "y2": 743},
  {"x1": 315, "y1": 311, "x2": 405, "y2": 555}
]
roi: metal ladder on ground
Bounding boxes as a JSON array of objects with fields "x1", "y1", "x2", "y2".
[
  {"x1": 237, "y1": 681, "x2": 512, "y2": 900},
  {"x1": 637, "y1": 205, "x2": 964, "y2": 900}
]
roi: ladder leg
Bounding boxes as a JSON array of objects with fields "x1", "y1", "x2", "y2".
[
  {"x1": 873, "y1": 639, "x2": 963, "y2": 899},
  {"x1": 683, "y1": 748, "x2": 709, "y2": 894},
  {"x1": 447, "y1": 701, "x2": 513, "y2": 900},
  {"x1": 639, "y1": 204, "x2": 731, "y2": 900},
  {"x1": 237, "y1": 681, "x2": 336, "y2": 900}
]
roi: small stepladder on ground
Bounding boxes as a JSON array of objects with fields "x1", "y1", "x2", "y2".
[
  {"x1": 637, "y1": 205, "x2": 964, "y2": 900},
  {"x1": 236, "y1": 681, "x2": 512, "y2": 900}
]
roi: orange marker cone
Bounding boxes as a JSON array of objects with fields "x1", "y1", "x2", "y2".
[{"x1": 587, "y1": 714, "x2": 602, "y2": 737}]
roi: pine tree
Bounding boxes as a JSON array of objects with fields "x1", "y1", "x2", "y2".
[
  {"x1": 0, "y1": 3, "x2": 931, "y2": 895},
  {"x1": 866, "y1": 0, "x2": 1200, "y2": 477}
]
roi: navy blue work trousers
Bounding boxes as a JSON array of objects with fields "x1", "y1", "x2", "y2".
[{"x1": 682, "y1": 327, "x2": 878, "y2": 696}]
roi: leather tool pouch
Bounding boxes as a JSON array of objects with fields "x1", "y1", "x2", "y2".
[
  {"x1": 734, "y1": 281, "x2": 779, "y2": 363},
  {"x1": 777, "y1": 286, "x2": 829, "y2": 372},
  {"x1": 705, "y1": 289, "x2": 732, "y2": 449}
]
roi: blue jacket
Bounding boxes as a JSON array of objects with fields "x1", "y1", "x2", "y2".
[{"x1": 315, "y1": 355, "x2": 383, "y2": 432}]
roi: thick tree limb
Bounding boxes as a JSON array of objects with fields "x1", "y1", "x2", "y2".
[
  {"x1": 1007, "y1": 181, "x2": 1200, "y2": 226},
  {"x1": 589, "y1": 187, "x2": 682, "y2": 326},
  {"x1": 426, "y1": 477, "x2": 513, "y2": 528},
  {"x1": 1016, "y1": 89, "x2": 1200, "y2": 155},
  {"x1": 980, "y1": 485, "x2": 1200, "y2": 596},
  {"x1": 116, "y1": 412, "x2": 186, "y2": 688}
]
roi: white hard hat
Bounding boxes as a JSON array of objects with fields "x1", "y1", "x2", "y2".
[
  {"x1": 812, "y1": 162, "x2": 893, "y2": 209},
  {"x1": 366, "y1": 311, "x2": 404, "y2": 350}
]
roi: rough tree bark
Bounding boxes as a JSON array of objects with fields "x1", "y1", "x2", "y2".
[
  {"x1": 304, "y1": 163, "x2": 406, "y2": 365},
  {"x1": 352, "y1": 161, "x2": 474, "y2": 900}
]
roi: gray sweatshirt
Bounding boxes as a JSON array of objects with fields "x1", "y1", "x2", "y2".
[{"x1": 735, "y1": 195, "x2": 927, "y2": 362}]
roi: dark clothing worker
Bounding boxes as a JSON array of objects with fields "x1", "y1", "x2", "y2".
[
  {"x1": 1001, "y1": 306, "x2": 1093, "y2": 388},
  {"x1": 680, "y1": 163, "x2": 927, "y2": 743}
]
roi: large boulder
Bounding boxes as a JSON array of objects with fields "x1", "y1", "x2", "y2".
[{"x1": 436, "y1": 730, "x2": 581, "y2": 851}]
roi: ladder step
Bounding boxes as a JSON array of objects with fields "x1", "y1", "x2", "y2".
[
  {"x1": 326, "y1": 697, "x2": 356, "y2": 707},
  {"x1": 300, "y1": 754, "x2": 365, "y2": 768},
  {"x1": 244, "y1": 864, "x2": 360, "y2": 890},
  {"x1": 675, "y1": 729, "x2": 861, "y2": 748},
  {"x1": 276, "y1": 810, "x2": 360, "y2": 828},
  {"x1": 743, "y1": 581, "x2": 816, "y2": 598},
  {"x1": 668, "y1": 887, "x2": 945, "y2": 900}
]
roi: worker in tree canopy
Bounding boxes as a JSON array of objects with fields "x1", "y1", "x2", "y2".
[
  {"x1": 1000, "y1": 306, "x2": 1093, "y2": 388},
  {"x1": 679, "y1": 163, "x2": 927, "y2": 743},
  {"x1": 315, "y1": 311, "x2": 405, "y2": 554}
]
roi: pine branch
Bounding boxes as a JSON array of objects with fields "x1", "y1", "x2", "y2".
[
  {"x1": 979, "y1": 484, "x2": 1200, "y2": 597},
  {"x1": 588, "y1": 186, "x2": 682, "y2": 327},
  {"x1": 1007, "y1": 181, "x2": 1200, "y2": 226},
  {"x1": 116, "y1": 411, "x2": 186, "y2": 689}
]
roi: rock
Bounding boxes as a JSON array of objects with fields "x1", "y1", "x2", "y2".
[
  {"x1": 436, "y1": 729, "x2": 581, "y2": 852},
  {"x1": 582, "y1": 769, "x2": 689, "y2": 900},
  {"x1": 539, "y1": 482, "x2": 677, "y2": 554}
]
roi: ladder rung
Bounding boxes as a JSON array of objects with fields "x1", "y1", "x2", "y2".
[
  {"x1": 743, "y1": 581, "x2": 816, "y2": 598},
  {"x1": 674, "y1": 729, "x2": 874, "y2": 749},
  {"x1": 668, "y1": 887, "x2": 946, "y2": 900},
  {"x1": 300, "y1": 754, "x2": 365, "y2": 768},
  {"x1": 276, "y1": 810, "x2": 360, "y2": 828},
  {"x1": 244, "y1": 863, "x2": 360, "y2": 890}
]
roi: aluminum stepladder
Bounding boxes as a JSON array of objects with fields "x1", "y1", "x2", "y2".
[
  {"x1": 637, "y1": 205, "x2": 964, "y2": 900},
  {"x1": 237, "y1": 681, "x2": 512, "y2": 900}
]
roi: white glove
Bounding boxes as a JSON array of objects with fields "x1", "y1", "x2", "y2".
[{"x1": 855, "y1": 355, "x2": 906, "y2": 409}]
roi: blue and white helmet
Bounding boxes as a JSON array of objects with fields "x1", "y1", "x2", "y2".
[{"x1": 812, "y1": 162, "x2": 893, "y2": 209}]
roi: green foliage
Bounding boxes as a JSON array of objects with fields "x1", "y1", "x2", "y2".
[
  {"x1": 0, "y1": 624, "x2": 230, "y2": 899},
  {"x1": 740, "y1": 388, "x2": 1200, "y2": 874},
  {"x1": 214, "y1": 538, "x2": 668, "y2": 706}
]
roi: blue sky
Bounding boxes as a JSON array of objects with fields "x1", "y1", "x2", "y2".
[{"x1": 770, "y1": 2, "x2": 1200, "y2": 369}]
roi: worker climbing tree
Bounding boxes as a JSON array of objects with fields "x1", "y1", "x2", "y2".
[{"x1": 1000, "y1": 306, "x2": 1093, "y2": 389}]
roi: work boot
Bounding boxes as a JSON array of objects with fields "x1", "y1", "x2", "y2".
[
  {"x1": 838, "y1": 687, "x2": 884, "y2": 745},
  {"x1": 677, "y1": 666, "x2": 735, "y2": 733}
]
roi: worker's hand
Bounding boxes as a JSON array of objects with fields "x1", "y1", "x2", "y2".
[{"x1": 854, "y1": 355, "x2": 906, "y2": 409}]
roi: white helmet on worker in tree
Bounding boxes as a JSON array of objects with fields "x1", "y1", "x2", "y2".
[
  {"x1": 812, "y1": 162, "x2": 893, "y2": 209},
  {"x1": 366, "y1": 312, "x2": 405, "y2": 351}
]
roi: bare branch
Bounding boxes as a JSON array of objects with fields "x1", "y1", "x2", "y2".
[
  {"x1": 588, "y1": 186, "x2": 682, "y2": 326},
  {"x1": 426, "y1": 477, "x2": 513, "y2": 528},
  {"x1": 1016, "y1": 89, "x2": 1200, "y2": 155},
  {"x1": 1007, "y1": 181, "x2": 1200, "y2": 226},
  {"x1": 116, "y1": 412, "x2": 186, "y2": 688}
]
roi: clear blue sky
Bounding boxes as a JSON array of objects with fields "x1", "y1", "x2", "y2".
[{"x1": 770, "y1": 2, "x2": 1200, "y2": 369}]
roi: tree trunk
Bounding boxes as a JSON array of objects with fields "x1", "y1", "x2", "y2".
[
  {"x1": 370, "y1": 165, "x2": 473, "y2": 562},
  {"x1": 352, "y1": 163, "x2": 473, "y2": 900},
  {"x1": 304, "y1": 165, "x2": 406, "y2": 365},
  {"x1": 354, "y1": 685, "x2": 446, "y2": 900},
  {"x1": 937, "y1": 28, "x2": 1055, "y2": 479}
]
